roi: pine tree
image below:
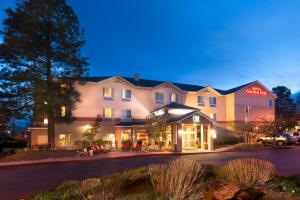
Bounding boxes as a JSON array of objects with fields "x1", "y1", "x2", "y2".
[
  {"x1": 0, "y1": 0, "x2": 88, "y2": 148},
  {"x1": 272, "y1": 86, "x2": 296, "y2": 129}
]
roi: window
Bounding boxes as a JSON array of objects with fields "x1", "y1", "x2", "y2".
[
  {"x1": 103, "y1": 87, "x2": 114, "y2": 99},
  {"x1": 103, "y1": 108, "x2": 114, "y2": 119},
  {"x1": 61, "y1": 106, "x2": 66, "y2": 117},
  {"x1": 197, "y1": 96, "x2": 205, "y2": 106},
  {"x1": 210, "y1": 113, "x2": 217, "y2": 120},
  {"x1": 122, "y1": 89, "x2": 131, "y2": 101},
  {"x1": 269, "y1": 100, "x2": 273, "y2": 107},
  {"x1": 170, "y1": 93, "x2": 181, "y2": 103},
  {"x1": 209, "y1": 97, "x2": 217, "y2": 107},
  {"x1": 155, "y1": 92, "x2": 164, "y2": 104},
  {"x1": 60, "y1": 83, "x2": 67, "y2": 93},
  {"x1": 58, "y1": 134, "x2": 72, "y2": 146},
  {"x1": 121, "y1": 109, "x2": 131, "y2": 119}
]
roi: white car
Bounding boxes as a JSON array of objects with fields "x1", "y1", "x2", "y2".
[{"x1": 286, "y1": 131, "x2": 300, "y2": 144}]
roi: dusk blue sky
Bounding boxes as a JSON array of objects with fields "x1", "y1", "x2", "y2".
[{"x1": 1, "y1": 0, "x2": 300, "y2": 93}]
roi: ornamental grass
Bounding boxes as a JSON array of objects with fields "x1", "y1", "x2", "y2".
[
  {"x1": 216, "y1": 158, "x2": 274, "y2": 187},
  {"x1": 148, "y1": 159, "x2": 205, "y2": 200}
]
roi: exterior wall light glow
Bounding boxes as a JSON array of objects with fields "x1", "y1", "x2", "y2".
[
  {"x1": 210, "y1": 129, "x2": 217, "y2": 139},
  {"x1": 178, "y1": 129, "x2": 184, "y2": 136},
  {"x1": 43, "y1": 118, "x2": 48, "y2": 124}
]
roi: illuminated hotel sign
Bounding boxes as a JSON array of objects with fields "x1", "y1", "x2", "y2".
[
  {"x1": 245, "y1": 86, "x2": 267, "y2": 96},
  {"x1": 193, "y1": 115, "x2": 200, "y2": 123}
]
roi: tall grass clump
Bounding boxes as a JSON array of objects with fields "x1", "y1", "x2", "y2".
[
  {"x1": 217, "y1": 158, "x2": 274, "y2": 187},
  {"x1": 79, "y1": 174, "x2": 124, "y2": 200},
  {"x1": 148, "y1": 159, "x2": 205, "y2": 200}
]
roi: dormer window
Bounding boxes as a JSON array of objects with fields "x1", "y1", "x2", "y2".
[
  {"x1": 103, "y1": 88, "x2": 114, "y2": 99},
  {"x1": 170, "y1": 93, "x2": 181, "y2": 103},
  {"x1": 197, "y1": 96, "x2": 205, "y2": 106},
  {"x1": 155, "y1": 92, "x2": 164, "y2": 104},
  {"x1": 122, "y1": 89, "x2": 131, "y2": 101},
  {"x1": 209, "y1": 97, "x2": 217, "y2": 107}
]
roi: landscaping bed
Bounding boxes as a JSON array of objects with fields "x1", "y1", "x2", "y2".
[
  {"x1": 228, "y1": 143, "x2": 292, "y2": 152},
  {"x1": 30, "y1": 158, "x2": 300, "y2": 200},
  {"x1": 0, "y1": 150, "x2": 78, "y2": 162}
]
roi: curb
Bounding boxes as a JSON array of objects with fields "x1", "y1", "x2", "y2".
[
  {"x1": 223, "y1": 146, "x2": 292, "y2": 152},
  {"x1": 0, "y1": 151, "x2": 218, "y2": 168}
]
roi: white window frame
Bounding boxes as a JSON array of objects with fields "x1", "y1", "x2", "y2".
[
  {"x1": 103, "y1": 87, "x2": 114, "y2": 99},
  {"x1": 209, "y1": 97, "x2": 217, "y2": 107},
  {"x1": 210, "y1": 113, "x2": 217, "y2": 120},
  {"x1": 58, "y1": 134, "x2": 72, "y2": 147},
  {"x1": 121, "y1": 89, "x2": 131, "y2": 101},
  {"x1": 155, "y1": 92, "x2": 164, "y2": 104},
  {"x1": 121, "y1": 109, "x2": 132, "y2": 120},
  {"x1": 197, "y1": 96, "x2": 205, "y2": 106}
]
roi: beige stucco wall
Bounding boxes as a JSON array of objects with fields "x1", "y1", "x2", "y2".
[
  {"x1": 150, "y1": 83, "x2": 184, "y2": 111},
  {"x1": 184, "y1": 88, "x2": 226, "y2": 121},
  {"x1": 54, "y1": 121, "x2": 116, "y2": 148},
  {"x1": 30, "y1": 128, "x2": 48, "y2": 146},
  {"x1": 73, "y1": 78, "x2": 186, "y2": 119},
  {"x1": 225, "y1": 93, "x2": 235, "y2": 121},
  {"x1": 73, "y1": 78, "x2": 151, "y2": 119}
]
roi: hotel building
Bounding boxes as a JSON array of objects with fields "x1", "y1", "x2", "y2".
[{"x1": 30, "y1": 75, "x2": 275, "y2": 152}]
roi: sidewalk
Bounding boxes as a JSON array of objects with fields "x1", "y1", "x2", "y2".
[{"x1": 0, "y1": 150, "x2": 223, "y2": 168}]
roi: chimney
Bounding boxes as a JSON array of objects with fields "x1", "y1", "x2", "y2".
[{"x1": 134, "y1": 74, "x2": 140, "y2": 81}]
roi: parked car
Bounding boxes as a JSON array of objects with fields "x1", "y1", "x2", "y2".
[
  {"x1": 286, "y1": 131, "x2": 300, "y2": 144},
  {"x1": 257, "y1": 133, "x2": 292, "y2": 146}
]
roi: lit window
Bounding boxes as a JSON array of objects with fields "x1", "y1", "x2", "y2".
[
  {"x1": 61, "y1": 106, "x2": 66, "y2": 117},
  {"x1": 122, "y1": 89, "x2": 131, "y2": 100},
  {"x1": 269, "y1": 100, "x2": 273, "y2": 107},
  {"x1": 103, "y1": 88, "x2": 114, "y2": 99},
  {"x1": 209, "y1": 97, "x2": 217, "y2": 107},
  {"x1": 210, "y1": 113, "x2": 217, "y2": 120},
  {"x1": 121, "y1": 109, "x2": 131, "y2": 119},
  {"x1": 58, "y1": 134, "x2": 72, "y2": 146},
  {"x1": 60, "y1": 83, "x2": 67, "y2": 93},
  {"x1": 60, "y1": 83, "x2": 67, "y2": 88},
  {"x1": 103, "y1": 108, "x2": 113, "y2": 119},
  {"x1": 155, "y1": 92, "x2": 164, "y2": 104},
  {"x1": 170, "y1": 93, "x2": 181, "y2": 103},
  {"x1": 197, "y1": 96, "x2": 205, "y2": 106}
]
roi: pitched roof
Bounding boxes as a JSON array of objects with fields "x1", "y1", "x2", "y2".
[
  {"x1": 159, "y1": 102, "x2": 198, "y2": 110},
  {"x1": 115, "y1": 121, "x2": 146, "y2": 127},
  {"x1": 83, "y1": 76, "x2": 259, "y2": 95},
  {"x1": 219, "y1": 81, "x2": 256, "y2": 95}
]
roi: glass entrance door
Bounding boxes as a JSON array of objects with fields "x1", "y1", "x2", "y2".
[{"x1": 182, "y1": 125, "x2": 197, "y2": 149}]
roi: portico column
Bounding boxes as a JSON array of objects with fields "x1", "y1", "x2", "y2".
[
  {"x1": 207, "y1": 124, "x2": 213, "y2": 151},
  {"x1": 176, "y1": 124, "x2": 182, "y2": 152},
  {"x1": 200, "y1": 125, "x2": 205, "y2": 150}
]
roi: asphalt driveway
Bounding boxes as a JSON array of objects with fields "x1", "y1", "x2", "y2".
[{"x1": 2, "y1": 147, "x2": 300, "y2": 200}]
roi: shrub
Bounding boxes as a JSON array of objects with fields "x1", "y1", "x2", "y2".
[
  {"x1": 217, "y1": 158, "x2": 274, "y2": 187},
  {"x1": 215, "y1": 135, "x2": 239, "y2": 147},
  {"x1": 30, "y1": 181, "x2": 81, "y2": 200},
  {"x1": 148, "y1": 159, "x2": 205, "y2": 199},
  {"x1": 74, "y1": 140, "x2": 89, "y2": 150},
  {"x1": 269, "y1": 176, "x2": 300, "y2": 196},
  {"x1": 93, "y1": 139, "x2": 108, "y2": 146},
  {"x1": 79, "y1": 173, "x2": 125, "y2": 200}
]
